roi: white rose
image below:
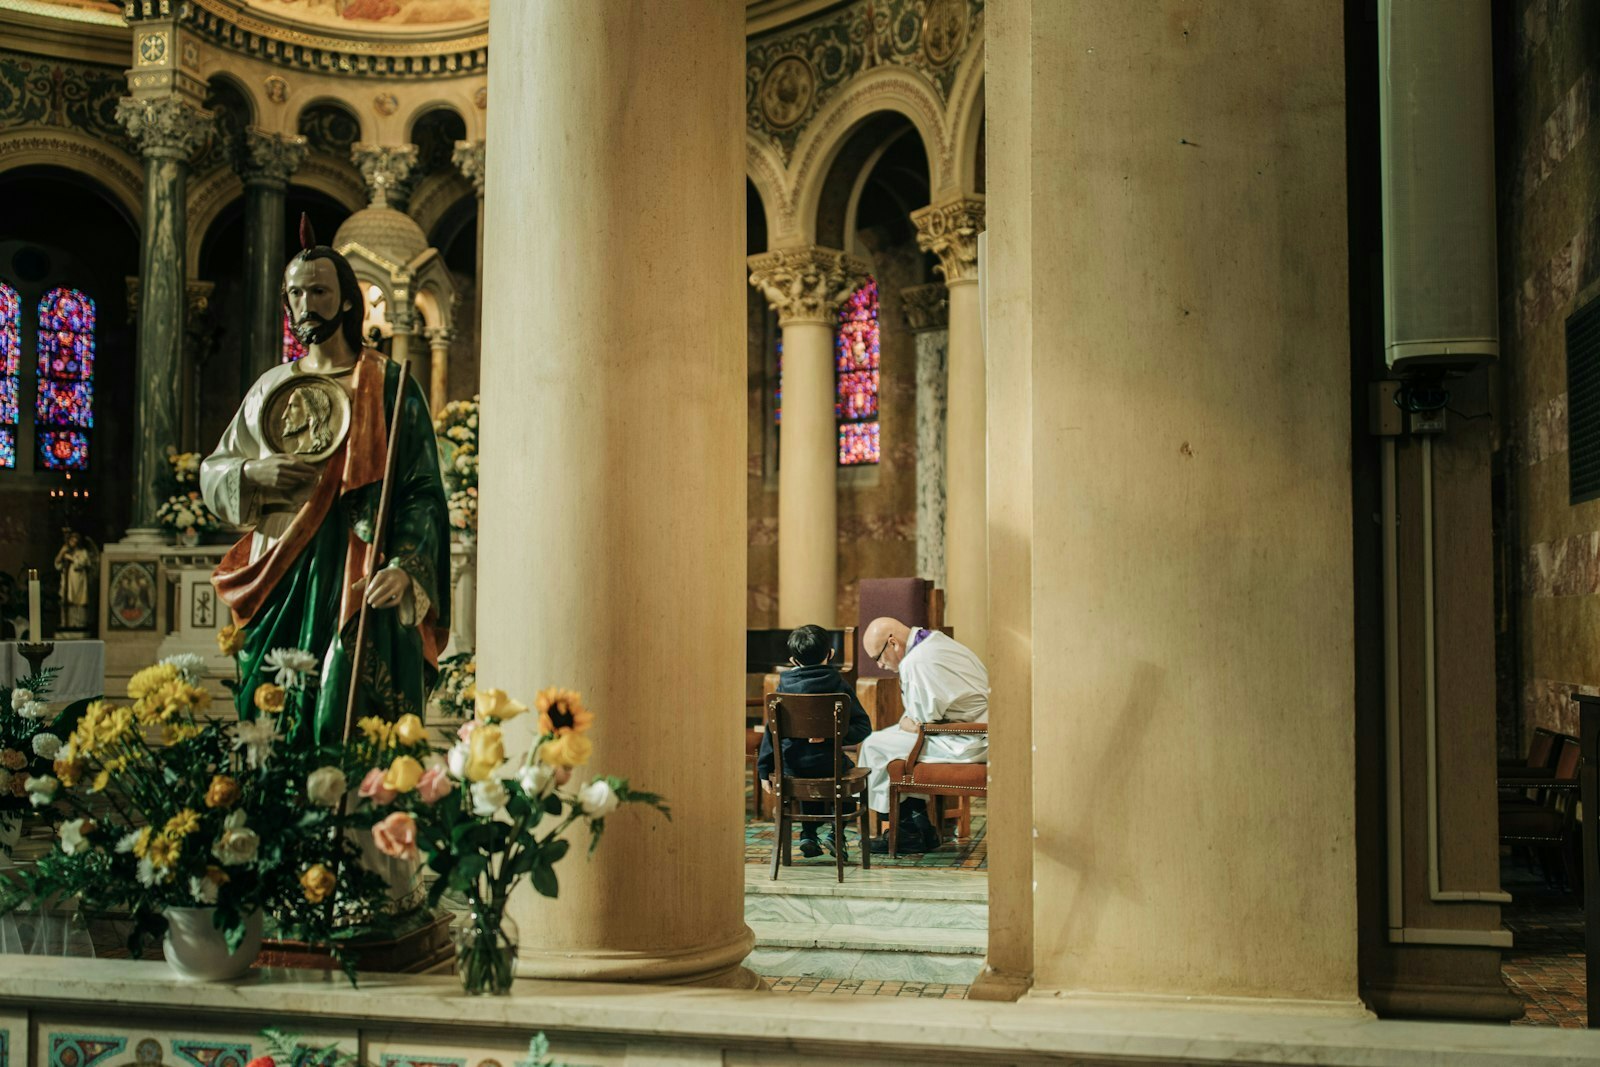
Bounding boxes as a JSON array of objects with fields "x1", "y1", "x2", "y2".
[
  {"x1": 211, "y1": 810, "x2": 260, "y2": 866},
  {"x1": 305, "y1": 766, "x2": 347, "y2": 807},
  {"x1": 469, "y1": 779, "x2": 508, "y2": 817},
  {"x1": 517, "y1": 762, "x2": 557, "y2": 800},
  {"x1": 577, "y1": 779, "x2": 619, "y2": 819},
  {"x1": 446, "y1": 741, "x2": 469, "y2": 780},
  {"x1": 188, "y1": 875, "x2": 219, "y2": 905},
  {"x1": 31, "y1": 733, "x2": 60, "y2": 760},
  {"x1": 59, "y1": 817, "x2": 93, "y2": 856},
  {"x1": 10, "y1": 688, "x2": 32, "y2": 712}
]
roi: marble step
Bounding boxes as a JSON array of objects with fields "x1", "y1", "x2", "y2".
[
  {"x1": 747, "y1": 920, "x2": 986, "y2": 984},
  {"x1": 745, "y1": 885, "x2": 988, "y2": 929}
]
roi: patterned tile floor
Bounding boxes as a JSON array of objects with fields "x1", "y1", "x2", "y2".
[
  {"x1": 744, "y1": 794, "x2": 988, "y2": 871},
  {"x1": 1501, "y1": 862, "x2": 1586, "y2": 1028},
  {"x1": 767, "y1": 977, "x2": 970, "y2": 998}
]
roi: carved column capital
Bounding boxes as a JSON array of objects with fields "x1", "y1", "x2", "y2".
[
  {"x1": 911, "y1": 195, "x2": 985, "y2": 285},
  {"x1": 423, "y1": 325, "x2": 454, "y2": 347},
  {"x1": 747, "y1": 246, "x2": 871, "y2": 326},
  {"x1": 452, "y1": 139, "x2": 485, "y2": 197},
  {"x1": 240, "y1": 127, "x2": 307, "y2": 189},
  {"x1": 351, "y1": 142, "x2": 418, "y2": 210},
  {"x1": 115, "y1": 95, "x2": 212, "y2": 162},
  {"x1": 900, "y1": 282, "x2": 949, "y2": 332}
]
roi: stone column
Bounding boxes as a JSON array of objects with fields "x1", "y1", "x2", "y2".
[
  {"x1": 117, "y1": 96, "x2": 211, "y2": 529},
  {"x1": 423, "y1": 326, "x2": 451, "y2": 414},
  {"x1": 479, "y1": 0, "x2": 751, "y2": 985},
  {"x1": 452, "y1": 138, "x2": 485, "y2": 393},
  {"x1": 913, "y1": 196, "x2": 985, "y2": 658},
  {"x1": 901, "y1": 282, "x2": 949, "y2": 587},
  {"x1": 747, "y1": 246, "x2": 870, "y2": 628},
  {"x1": 239, "y1": 129, "x2": 307, "y2": 389}
]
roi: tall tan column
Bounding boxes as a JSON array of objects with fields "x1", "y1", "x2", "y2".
[
  {"x1": 479, "y1": 0, "x2": 751, "y2": 985},
  {"x1": 988, "y1": 1, "x2": 1358, "y2": 1006},
  {"x1": 913, "y1": 198, "x2": 986, "y2": 658},
  {"x1": 423, "y1": 326, "x2": 451, "y2": 413},
  {"x1": 748, "y1": 247, "x2": 869, "y2": 628}
]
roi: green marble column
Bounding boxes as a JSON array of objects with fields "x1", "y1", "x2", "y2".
[
  {"x1": 240, "y1": 129, "x2": 307, "y2": 390},
  {"x1": 117, "y1": 96, "x2": 212, "y2": 529}
]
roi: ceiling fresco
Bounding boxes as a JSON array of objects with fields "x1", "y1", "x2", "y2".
[{"x1": 240, "y1": 0, "x2": 487, "y2": 30}]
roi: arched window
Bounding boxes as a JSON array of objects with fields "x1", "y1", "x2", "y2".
[
  {"x1": 835, "y1": 278, "x2": 880, "y2": 465},
  {"x1": 0, "y1": 283, "x2": 19, "y2": 470},
  {"x1": 35, "y1": 287, "x2": 94, "y2": 471}
]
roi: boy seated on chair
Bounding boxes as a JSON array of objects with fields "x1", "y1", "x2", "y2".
[{"x1": 756, "y1": 624, "x2": 873, "y2": 859}]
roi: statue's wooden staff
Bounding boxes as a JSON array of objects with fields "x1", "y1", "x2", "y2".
[{"x1": 340, "y1": 350, "x2": 411, "y2": 743}]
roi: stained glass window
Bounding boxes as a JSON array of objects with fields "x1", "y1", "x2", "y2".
[
  {"x1": 0, "y1": 282, "x2": 18, "y2": 470},
  {"x1": 35, "y1": 288, "x2": 94, "y2": 471},
  {"x1": 835, "y1": 278, "x2": 880, "y2": 465},
  {"x1": 282, "y1": 311, "x2": 307, "y2": 363}
]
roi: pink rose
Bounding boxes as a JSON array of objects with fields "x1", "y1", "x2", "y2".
[
  {"x1": 417, "y1": 765, "x2": 454, "y2": 805},
  {"x1": 371, "y1": 811, "x2": 418, "y2": 861},
  {"x1": 359, "y1": 767, "x2": 397, "y2": 805},
  {"x1": 456, "y1": 720, "x2": 477, "y2": 742},
  {"x1": 555, "y1": 765, "x2": 574, "y2": 787}
]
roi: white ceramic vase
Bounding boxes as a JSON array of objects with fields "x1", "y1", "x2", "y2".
[{"x1": 162, "y1": 907, "x2": 262, "y2": 981}]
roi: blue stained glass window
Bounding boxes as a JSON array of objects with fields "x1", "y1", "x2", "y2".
[
  {"x1": 34, "y1": 288, "x2": 95, "y2": 471},
  {"x1": 0, "y1": 282, "x2": 17, "y2": 470}
]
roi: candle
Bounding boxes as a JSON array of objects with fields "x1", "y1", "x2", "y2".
[{"x1": 27, "y1": 568, "x2": 41, "y2": 642}]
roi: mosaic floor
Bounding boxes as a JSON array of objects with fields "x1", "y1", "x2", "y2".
[
  {"x1": 767, "y1": 977, "x2": 970, "y2": 998},
  {"x1": 1501, "y1": 861, "x2": 1586, "y2": 1028}
]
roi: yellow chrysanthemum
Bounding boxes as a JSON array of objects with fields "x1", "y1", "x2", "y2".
[
  {"x1": 254, "y1": 684, "x2": 286, "y2": 714},
  {"x1": 127, "y1": 663, "x2": 181, "y2": 702},
  {"x1": 536, "y1": 688, "x2": 594, "y2": 736},
  {"x1": 166, "y1": 722, "x2": 204, "y2": 745},
  {"x1": 357, "y1": 715, "x2": 393, "y2": 747},
  {"x1": 145, "y1": 833, "x2": 179, "y2": 870},
  {"x1": 164, "y1": 809, "x2": 200, "y2": 838},
  {"x1": 136, "y1": 679, "x2": 210, "y2": 724}
]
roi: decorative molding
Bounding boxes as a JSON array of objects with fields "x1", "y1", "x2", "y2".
[
  {"x1": 900, "y1": 281, "x2": 948, "y2": 331},
  {"x1": 351, "y1": 140, "x2": 416, "y2": 209},
  {"x1": 116, "y1": 94, "x2": 213, "y2": 160},
  {"x1": 0, "y1": 47, "x2": 135, "y2": 151},
  {"x1": 911, "y1": 194, "x2": 984, "y2": 283},
  {"x1": 240, "y1": 125, "x2": 306, "y2": 186},
  {"x1": 0, "y1": 127, "x2": 144, "y2": 220},
  {"x1": 747, "y1": 245, "x2": 870, "y2": 325},
  {"x1": 291, "y1": 149, "x2": 365, "y2": 211},
  {"x1": 451, "y1": 137, "x2": 483, "y2": 197},
  {"x1": 407, "y1": 168, "x2": 472, "y2": 241},
  {"x1": 123, "y1": 0, "x2": 488, "y2": 80}
]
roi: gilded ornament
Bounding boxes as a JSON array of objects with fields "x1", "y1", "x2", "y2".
[
  {"x1": 473, "y1": 85, "x2": 487, "y2": 110},
  {"x1": 758, "y1": 55, "x2": 816, "y2": 131},
  {"x1": 265, "y1": 75, "x2": 289, "y2": 104},
  {"x1": 374, "y1": 92, "x2": 400, "y2": 117},
  {"x1": 259, "y1": 374, "x2": 352, "y2": 465},
  {"x1": 137, "y1": 32, "x2": 168, "y2": 66},
  {"x1": 922, "y1": 0, "x2": 968, "y2": 66}
]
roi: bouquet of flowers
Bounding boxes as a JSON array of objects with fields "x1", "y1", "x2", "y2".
[
  {"x1": 433, "y1": 396, "x2": 479, "y2": 539},
  {"x1": 167, "y1": 449, "x2": 202, "y2": 487},
  {"x1": 0, "y1": 667, "x2": 86, "y2": 855},
  {"x1": 376, "y1": 685, "x2": 666, "y2": 995},
  {"x1": 0, "y1": 652, "x2": 398, "y2": 982},
  {"x1": 428, "y1": 652, "x2": 475, "y2": 721},
  {"x1": 156, "y1": 490, "x2": 223, "y2": 542}
]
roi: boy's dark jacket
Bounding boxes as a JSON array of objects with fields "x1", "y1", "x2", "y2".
[{"x1": 756, "y1": 663, "x2": 873, "y2": 781}]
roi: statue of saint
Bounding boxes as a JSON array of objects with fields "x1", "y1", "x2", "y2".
[
  {"x1": 200, "y1": 224, "x2": 450, "y2": 746},
  {"x1": 53, "y1": 529, "x2": 98, "y2": 635}
]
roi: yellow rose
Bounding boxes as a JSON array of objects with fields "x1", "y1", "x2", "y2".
[
  {"x1": 164, "y1": 808, "x2": 200, "y2": 837},
  {"x1": 254, "y1": 684, "x2": 286, "y2": 714},
  {"x1": 382, "y1": 755, "x2": 424, "y2": 794},
  {"x1": 464, "y1": 723, "x2": 505, "y2": 782},
  {"x1": 300, "y1": 863, "x2": 336, "y2": 904},
  {"x1": 205, "y1": 775, "x2": 240, "y2": 810},
  {"x1": 357, "y1": 715, "x2": 393, "y2": 747},
  {"x1": 538, "y1": 731, "x2": 593, "y2": 769},
  {"x1": 473, "y1": 688, "x2": 529, "y2": 723},
  {"x1": 393, "y1": 713, "x2": 428, "y2": 747},
  {"x1": 217, "y1": 623, "x2": 246, "y2": 657}
]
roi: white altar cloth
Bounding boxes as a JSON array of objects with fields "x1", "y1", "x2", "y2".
[{"x1": 0, "y1": 640, "x2": 106, "y2": 704}]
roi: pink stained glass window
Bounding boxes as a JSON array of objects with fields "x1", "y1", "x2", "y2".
[
  {"x1": 34, "y1": 288, "x2": 94, "y2": 470},
  {"x1": 0, "y1": 282, "x2": 17, "y2": 469},
  {"x1": 282, "y1": 311, "x2": 307, "y2": 363},
  {"x1": 834, "y1": 279, "x2": 880, "y2": 465}
]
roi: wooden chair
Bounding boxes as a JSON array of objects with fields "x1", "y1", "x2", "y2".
[
  {"x1": 1499, "y1": 726, "x2": 1561, "y2": 780},
  {"x1": 765, "y1": 692, "x2": 872, "y2": 883},
  {"x1": 1500, "y1": 736, "x2": 1583, "y2": 890},
  {"x1": 886, "y1": 722, "x2": 987, "y2": 857}
]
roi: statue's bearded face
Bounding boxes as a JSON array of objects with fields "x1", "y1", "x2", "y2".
[{"x1": 284, "y1": 257, "x2": 349, "y2": 346}]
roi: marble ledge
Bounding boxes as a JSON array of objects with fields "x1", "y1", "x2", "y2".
[{"x1": 1, "y1": 958, "x2": 1598, "y2": 1065}]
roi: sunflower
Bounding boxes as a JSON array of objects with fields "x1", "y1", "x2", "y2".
[
  {"x1": 164, "y1": 808, "x2": 201, "y2": 837},
  {"x1": 536, "y1": 688, "x2": 594, "y2": 736},
  {"x1": 145, "y1": 833, "x2": 180, "y2": 870}
]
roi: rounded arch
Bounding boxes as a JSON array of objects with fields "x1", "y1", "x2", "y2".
[
  {"x1": 205, "y1": 70, "x2": 259, "y2": 128},
  {"x1": 289, "y1": 158, "x2": 366, "y2": 214},
  {"x1": 295, "y1": 97, "x2": 366, "y2": 153},
  {"x1": 788, "y1": 65, "x2": 949, "y2": 245},
  {"x1": 410, "y1": 170, "x2": 473, "y2": 241},
  {"x1": 745, "y1": 133, "x2": 790, "y2": 244},
  {"x1": 404, "y1": 100, "x2": 468, "y2": 142},
  {"x1": 746, "y1": 177, "x2": 768, "y2": 256},
  {"x1": 809, "y1": 111, "x2": 929, "y2": 252},
  {"x1": 186, "y1": 168, "x2": 244, "y2": 274},
  {"x1": 945, "y1": 28, "x2": 986, "y2": 198},
  {"x1": 0, "y1": 130, "x2": 142, "y2": 227}
]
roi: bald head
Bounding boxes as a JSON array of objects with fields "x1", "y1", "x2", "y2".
[{"x1": 863, "y1": 616, "x2": 913, "y2": 672}]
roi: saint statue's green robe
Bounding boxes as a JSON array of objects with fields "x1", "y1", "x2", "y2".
[{"x1": 201, "y1": 351, "x2": 451, "y2": 749}]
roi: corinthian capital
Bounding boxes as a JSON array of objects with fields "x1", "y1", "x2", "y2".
[
  {"x1": 452, "y1": 139, "x2": 486, "y2": 197},
  {"x1": 116, "y1": 96, "x2": 212, "y2": 162},
  {"x1": 351, "y1": 142, "x2": 418, "y2": 210},
  {"x1": 911, "y1": 195, "x2": 985, "y2": 284},
  {"x1": 747, "y1": 246, "x2": 871, "y2": 326},
  {"x1": 900, "y1": 282, "x2": 949, "y2": 332},
  {"x1": 241, "y1": 127, "x2": 308, "y2": 188}
]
